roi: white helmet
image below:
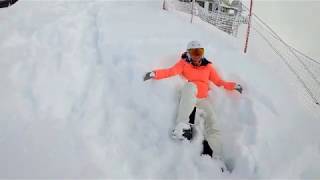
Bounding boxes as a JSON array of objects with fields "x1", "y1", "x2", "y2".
[{"x1": 187, "y1": 40, "x2": 203, "y2": 50}]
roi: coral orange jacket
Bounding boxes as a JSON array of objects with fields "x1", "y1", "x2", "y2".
[{"x1": 153, "y1": 57, "x2": 236, "y2": 98}]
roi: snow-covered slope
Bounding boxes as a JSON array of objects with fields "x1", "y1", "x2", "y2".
[{"x1": 0, "y1": 0, "x2": 320, "y2": 178}]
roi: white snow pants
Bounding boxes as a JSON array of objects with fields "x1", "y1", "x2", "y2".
[{"x1": 176, "y1": 82, "x2": 222, "y2": 156}]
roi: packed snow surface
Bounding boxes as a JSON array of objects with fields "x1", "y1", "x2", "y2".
[{"x1": 0, "y1": 0, "x2": 320, "y2": 178}]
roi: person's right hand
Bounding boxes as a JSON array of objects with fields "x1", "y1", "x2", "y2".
[
  {"x1": 143, "y1": 71, "x2": 155, "y2": 81},
  {"x1": 235, "y1": 84, "x2": 243, "y2": 94}
]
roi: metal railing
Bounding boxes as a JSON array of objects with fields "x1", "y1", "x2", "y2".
[
  {"x1": 168, "y1": 0, "x2": 247, "y2": 37},
  {"x1": 243, "y1": 5, "x2": 320, "y2": 105}
]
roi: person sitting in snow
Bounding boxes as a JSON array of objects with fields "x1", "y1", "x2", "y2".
[{"x1": 144, "y1": 40, "x2": 243, "y2": 158}]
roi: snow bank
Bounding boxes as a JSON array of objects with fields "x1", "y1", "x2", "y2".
[{"x1": 0, "y1": 0, "x2": 319, "y2": 178}]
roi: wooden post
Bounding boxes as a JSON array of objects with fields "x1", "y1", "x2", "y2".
[{"x1": 244, "y1": 0, "x2": 253, "y2": 53}]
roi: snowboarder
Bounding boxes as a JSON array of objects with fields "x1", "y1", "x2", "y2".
[{"x1": 144, "y1": 40, "x2": 243, "y2": 159}]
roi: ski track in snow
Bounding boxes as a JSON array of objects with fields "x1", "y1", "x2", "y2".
[{"x1": 0, "y1": 0, "x2": 320, "y2": 179}]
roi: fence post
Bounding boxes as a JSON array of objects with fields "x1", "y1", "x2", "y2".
[
  {"x1": 163, "y1": 0, "x2": 167, "y2": 10},
  {"x1": 244, "y1": 0, "x2": 253, "y2": 53},
  {"x1": 191, "y1": 0, "x2": 195, "y2": 23}
]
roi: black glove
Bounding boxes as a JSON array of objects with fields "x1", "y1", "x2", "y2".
[
  {"x1": 235, "y1": 84, "x2": 243, "y2": 94},
  {"x1": 143, "y1": 72, "x2": 155, "y2": 81}
]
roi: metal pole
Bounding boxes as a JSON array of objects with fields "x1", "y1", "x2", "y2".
[
  {"x1": 191, "y1": 0, "x2": 195, "y2": 23},
  {"x1": 244, "y1": 0, "x2": 253, "y2": 53},
  {"x1": 163, "y1": 0, "x2": 167, "y2": 10}
]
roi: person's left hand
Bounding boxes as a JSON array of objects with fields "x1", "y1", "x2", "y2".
[{"x1": 235, "y1": 84, "x2": 243, "y2": 94}]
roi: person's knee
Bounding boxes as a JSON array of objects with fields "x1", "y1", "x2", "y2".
[
  {"x1": 205, "y1": 127, "x2": 219, "y2": 137},
  {"x1": 204, "y1": 117, "x2": 217, "y2": 131},
  {"x1": 204, "y1": 111, "x2": 213, "y2": 120}
]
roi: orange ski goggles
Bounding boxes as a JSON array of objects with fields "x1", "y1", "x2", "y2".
[{"x1": 188, "y1": 48, "x2": 204, "y2": 57}]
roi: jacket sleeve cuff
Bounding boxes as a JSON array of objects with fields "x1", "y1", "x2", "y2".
[
  {"x1": 153, "y1": 70, "x2": 168, "y2": 80},
  {"x1": 223, "y1": 82, "x2": 236, "y2": 91}
]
